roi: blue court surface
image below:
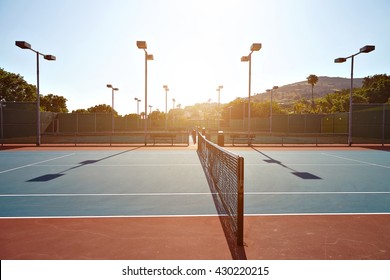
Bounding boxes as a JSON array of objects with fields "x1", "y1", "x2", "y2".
[{"x1": 0, "y1": 147, "x2": 389, "y2": 218}]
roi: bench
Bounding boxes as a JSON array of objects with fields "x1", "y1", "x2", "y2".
[
  {"x1": 230, "y1": 133, "x2": 255, "y2": 146},
  {"x1": 150, "y1": 133, "x2": 176, "y2": 145}
]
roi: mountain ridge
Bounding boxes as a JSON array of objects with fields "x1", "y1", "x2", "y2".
[{"x1": 253, "y1": 76, "x2": 364, "y2": 103}]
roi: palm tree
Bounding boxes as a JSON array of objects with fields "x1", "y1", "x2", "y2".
[{"x1": 307, "y1": 74, "x2": 319, "y2": 107}]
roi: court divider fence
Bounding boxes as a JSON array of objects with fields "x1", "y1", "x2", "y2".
[{"x1": 1, "y1": 102, "x2": 389, "y2": 146}]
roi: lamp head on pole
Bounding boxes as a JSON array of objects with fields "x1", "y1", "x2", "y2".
[
  {"x1": 136, "y1": 41, "x2": 147, "y2": 49},
  {"x1": 241, "y1": 56, "x2": 250, "y2": 62},
  {"x1": 251, "y1": 43, "x2": 262, "y2": 52},
  {"x1": 15, "y1": 41, "x2": 31, "y2": 49},
  {"x1": 44, "y1": 54, "x2": 56, "y2": 61},
  {"x1": 360, "y1": 45, "x2": 375, "y2": 53},
  {"x1": 106, "y1": 84, "x2": 113, "y2": 88},
  {"x1": 334, "y1": 57, "x2": 347, "y2": 63}
]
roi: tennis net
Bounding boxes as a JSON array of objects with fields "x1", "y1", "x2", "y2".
[{"x1": 197, "y1": 131, "x2": 244, "y2": 246}]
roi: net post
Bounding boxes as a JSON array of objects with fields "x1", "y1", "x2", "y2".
[{"x1": 237, "y1": 156, "x2": 244, "y2": 246}]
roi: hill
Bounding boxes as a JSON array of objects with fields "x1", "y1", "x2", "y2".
[{"x1": 252, "y1": 76, "x2": 363, "y2": 103}]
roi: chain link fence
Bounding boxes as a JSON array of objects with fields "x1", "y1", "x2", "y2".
[{"x1": 1, "y1": 102, "x2": 389, "y2": 146}]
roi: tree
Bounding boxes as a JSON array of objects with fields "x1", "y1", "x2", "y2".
[
  {"x1": 307, "y1": 74, "x2": 319, "y2": 106},
  {"x1": 124, "y1": 113, "x2": 139, "y2": 120},
  {"x1": 40, "y1": 93, "x2": 68, "y2": 112},
  {"x1": 87, "y1": 104, "x2": 118, "y2": 116},
  {"x1": 0, "y1": 68, "x2": 36, "y2": 102},
  {"x1": 361, "y1": 74, "x2": 390, "y2": 103},
  {"x1": 72, "y1": 109, "x2": 88, "y2": 113},
  {"x1": 221, "y1": 98, "x2": 247, "y2": 120},
  {"x1": 149, "y1": 109, "x2": 165, "y2": 121},
  {"x1": 293, "y1": 98, "x2": 312, "y2": 114},
  {"x1": 315, "y1": 90, "x2": 350, "y2": 113},
  {"x1": 1, "y1": 68, "x2": 70, "y2": 112}
]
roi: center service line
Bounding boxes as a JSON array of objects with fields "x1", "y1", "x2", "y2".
[{"x1": 0, "y1": 153, "x2": 75, "y2": 174}]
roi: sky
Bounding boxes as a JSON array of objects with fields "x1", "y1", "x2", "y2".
[{"x1": 1, "y1": 0, "x2": 389, "y2": 115}]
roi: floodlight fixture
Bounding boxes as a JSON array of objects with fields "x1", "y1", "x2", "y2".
[
  {"x1": 15, "y1": 40, "x2": 56, "y2": 146},
  {"x1": 43, "y1": 54, "x2": 56, "y2": 61},
  {"x1": 137, "y1": 41, "x2": 147, "y2": 49},
  {"x1": 334, "y1": 44, "x2": 375, "y2": 146},
  {"x1": 107, "y1": 84, "x2": 119, "y2": 135},
  {"x1": 241, "y1": 42, "x2": 262, "y2": 146},
  {"x1": 360, "y1": 45, "x2": 375, "y2": 53},
  {"x1": 15, "y1": 41, "x2": 31, "y2": 49},
  {"x1": 136, "y1": 40, "x2": 154, "y2": 144},
  {"x1": 251, "y1": 43, "x2": 262, "y2": 52},
  {"x1": 216, "y1": 85, "x2": 224, "y2": 130},
  {"x1": 162, "y1": 85, "x2": 169, "y2": 129},
  {"x1": 334, "y1": 57, "x2": 347, "y2": 63}
]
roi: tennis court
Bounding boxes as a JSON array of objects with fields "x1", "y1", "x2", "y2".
[{"x1": 1, "y1": 142, "x2": 390, "y2": 259}]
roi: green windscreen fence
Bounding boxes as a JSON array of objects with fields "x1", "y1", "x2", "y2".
[
  {"x1": 352, "y1": 104, "x2": 390, "y2": 144},
  {"x1": 0, "y1": 102, "x2": 37, "y2": 143},
  {"x1": 1, "y1": 103, "x2": 389, "y2": 145}
]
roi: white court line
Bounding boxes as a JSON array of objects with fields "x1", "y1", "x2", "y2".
[
  {"x1": 0, "y1": 192, "x2": 216, "y2": 197},
  {"x1": 33, "y1": 163, "x2": 201, "y2": 167},
  {"x1": 1, "y1": 212, "x2": 390, "y2": 220},
  {"x1": 1, "y1": 191, "x2": 390, "y2": 198},
  {"x1": 246, "y1": 191, "x2": 390, "y2": 195},
  {"x1": 0, "y1": 153, "x2": 75, "y2": 174},
  {"x1": 321, "y1": 152, "x2": 390, "y2": 169},
  {"x1": 0, "y1": 214, "x2": 221, "y2": 219},
  {"x1": 245, "y1": 212, "x2": 390, "y2": 217},
  {"x1": 246, "y1": 163, "x2": 366, "y2": 166}
]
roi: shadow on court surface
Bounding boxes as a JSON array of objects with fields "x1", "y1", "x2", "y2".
[
  {"x1": 197, "y1": 150, "x2": 247, "y2": 260},
  {"x1": 251, "y1": 147, "x2": 322, "y2": 180},
  {"x1": 27, "y1": 148, "x2": 140, "y2": 182}
]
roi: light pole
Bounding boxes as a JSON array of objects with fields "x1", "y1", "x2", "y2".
[
  {"x1": 134, "y1": 98, "x2": 141, "y2": 115},
  {"x1": 163, "y1": 85, "x2": 169, "y2": 130},
  {"x1": 172, "y1": 98, "x2": 176, "y2": 128},
  {"x1": 334, "y1": 45, "x2": 375, "y2": 146},
  {"x1": 106, "y1": 84, "x2": 119, "y2": 134},
  {"x1": 228, "y1": 106, "x2": 232, "y2": 128},
  {"x1": 134, "y1": 98, "x2": 141, "y2": 129},
  {"x1": 137, "y1": 41, "x2": 154, "y2": 145},
  {"x1": 216, "y1": 85, "x2": 223, "y2": 130},
  {"x1": 267, "y1": 85, "x2": 278, "y2": 133},
  {"x1": 240, "y1": 98, "x2": 246, "y2": 130},
  {"x1": 15, "y1": 41, "x2": 56, "y2": 146},
  {"x1": 241, "y1": 43, "x2": 262, "y2": 146}
]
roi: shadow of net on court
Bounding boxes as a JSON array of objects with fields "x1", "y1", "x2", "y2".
[{"x1": 197, "y1": 132, "x2": 246, "y2": 260}]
